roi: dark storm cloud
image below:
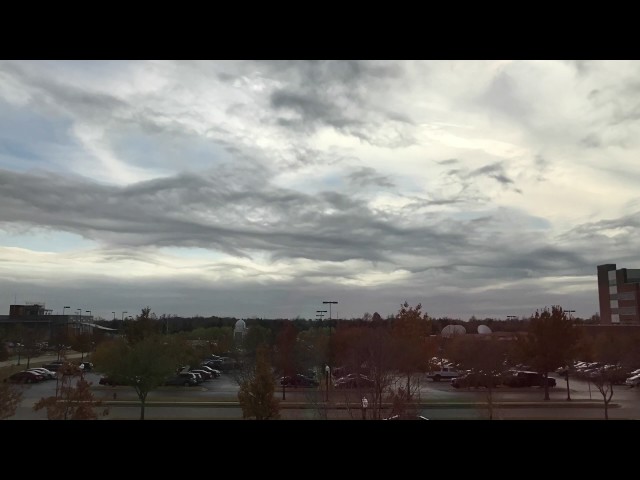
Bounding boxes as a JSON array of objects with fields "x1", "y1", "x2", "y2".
[
  {"x1": 347, "y1": 167, "x2": 395, "y2": 189},
  {"x1": 259, "y1": 60, "x2": 416, "y2": 148},
  {"x1": 0, "y1": 168, "x2": 475, "y2": 265}
]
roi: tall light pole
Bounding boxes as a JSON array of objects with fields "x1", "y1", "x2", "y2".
[
  {"x1": 122, "y1": 311, "x2": 127, "y2": 322},
  {"x1": 563, "y1": 309, "x2": 576, "y2": 401},
  {"x1": 323, "y1": 301, "x2": 338, "y2": 320},
  {"x1": 112, "y1": 312, "x2": 116, "y2": 320},
  {"x1": 325, "y1": 365, "x2": 330, "y2": 402},
  {"x1": 316, "y1": 310, "x2": 327, "y2": 321},
  {"x1": 63, "y1": 306, "x2": 70, "y2": 316}
]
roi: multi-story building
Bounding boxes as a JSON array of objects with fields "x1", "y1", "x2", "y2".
[
  {"x1": 597, "y1": 263, "x2": 640, "y2": 325},
  {"x1": 0, "y1": 303, "x2": 115, "y2": 341}
]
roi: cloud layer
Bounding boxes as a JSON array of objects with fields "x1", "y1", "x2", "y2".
[{"x1": 1, "y1": 60, "x2": 639, "y2": 320}]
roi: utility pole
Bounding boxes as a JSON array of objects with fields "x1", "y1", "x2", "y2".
[
  {"x1": 563, "y1": 309, "x2": 576, "y2": 401},
  {"x1": 323, "y1": 301, "x2": 338, "y2": 320}
]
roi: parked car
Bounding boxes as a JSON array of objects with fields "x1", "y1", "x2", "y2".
[
  {"x1": 280, "y1": 374, "x2": 320, "y2": 388},
  {"x1": 78, "y1": 361, "x2": 94, "y2": 371},
  {"x1": 190, "y1": 369, "x2": 213, "y2": 380},
  {"x1": 503, "y1": 371, "x2": 556, "y2": 388},
  {"x1": 26, "y1": 368, "x2": 56, "y2": 380},
  {"x1": 383, "y1": 414, "x2": 429, "y2": 420},
  {"x1": 5, "y1": 370, "x2": 45, "y2": 384},
  {"x1": 625, "y1": 373, "x2": 640, "y2": 387},
  {"x1": 164, "y1": 373, "x2": 198, "y2": 387},
  {"x1": 198, "y1": 365, "x2": 221, "y2": 378},
  {"x1": 334, "y1": 374, "x2": 375, "y2": 389},
  {"x1": 451, "y1": 371, "x2": 502, "y2": 389},
  {"x1": 99, "y1": 375, "x2": 125, "y2": 386},
  {"x1": 42, "y1": 361, "x2": 65, "y2": 372}
]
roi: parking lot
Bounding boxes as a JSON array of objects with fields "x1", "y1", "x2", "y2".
[{"x1": 5, "y1": 366, "x2": 640, "y2": 420}]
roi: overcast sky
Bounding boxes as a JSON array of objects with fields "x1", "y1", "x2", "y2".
[{"x1": 1, "y1": 60, "x2": 638, "y2": 321}]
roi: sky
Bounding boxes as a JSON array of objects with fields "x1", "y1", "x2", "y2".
[{"x1": 0, "y1": 60, "x2": 637, "y2": 322}]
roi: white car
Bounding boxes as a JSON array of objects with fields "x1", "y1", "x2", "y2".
[
  {"x1": 625, "y1": 374, "x2": 640, "y2": 387},
  {"x1": 27, "y1": 367, "x2": 56, "y2": 380}
]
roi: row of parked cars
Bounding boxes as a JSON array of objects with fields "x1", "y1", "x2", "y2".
[
  {"x1": 4, "y1": 360, "x2": 95, "y2": 384},
  {"x1": 451, "y1": 369, "x2": 557, "y2": 389},
  {"x1": 559, "y1": 361, "x2": 640, "y2": 386}
]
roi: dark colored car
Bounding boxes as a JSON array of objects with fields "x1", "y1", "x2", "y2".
[
  {"x1": 280, "y1": 374, "x2": 320, "y2": 388},
  {"x1": 42, "y1": 361, "x2": 65, "y2": 372},
  {"x1": 6, "y1": 371, "x2": 45, "y2": 384},
  {"x1": 99, "y1": 375, "x2": 123, "y2": 386},
  {"x1": 451, "y1": 371, "x2": 502, "y2": 389},
  {"x1": 334, "y1": 374, "x2": 375, "y2": 389},
  {"x1": 503, "y1": 371, "x2": 556, "y2": 388},
  {"x1": 164, "y1": 373, "x2": 198, "y2": 387},
  {"x1": 78, "y1": 361, "x2": 94, "y2": 371}
]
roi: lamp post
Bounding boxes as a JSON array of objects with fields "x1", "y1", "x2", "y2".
[
  {"x1": 316, "y1": 310, "x2": 327, "y2": 321},
  {"x1": 361, "y1": 396, "x2": 368, "y2": 420},
  {"x1": 63, "y1": 306, "x2": 70, "y2": 316},
  {"x1": 325, "y1": 365, "x2": 330, "y2": 402},
  {"x1": 112, "y1": 312, "x2": 116, "y2": 320},
  {"x1": 122, "y1": 311, "x2": 127, "y2": 321},
  {"x1": 323, "y1": 301, "x2": 338, "y2": 320},
  {"x1": 563, "y1": 309, "x2": 576, "y2": 401}
]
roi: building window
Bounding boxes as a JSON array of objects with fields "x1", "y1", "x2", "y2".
[
  {"x1": 608, "y1": 270, "x2": 617, "y2": 280},
  {"x1": 619, "y1": 306, "x2": 637, "y2": 316},
  {"x1": 612, "y1": 314, "x2": 620, "y2": 323},
  {"x1": 617, "y1": 292, "x2": 635, "y2": 301},
  {"x1": 610, "y1": 300, "x2": 619, "y2": 309},
  {"x1": 609, "y1": 286, "x2": 617, "y2": 295}
]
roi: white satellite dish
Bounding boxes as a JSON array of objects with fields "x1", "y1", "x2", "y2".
[
  {"x1": 441, "y1": 324, "x2": 467, "y2": 338},
  {"x1": 477, "y1": 325, "x2": 492, "y2": 335}
]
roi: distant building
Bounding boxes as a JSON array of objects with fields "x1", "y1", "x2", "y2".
[
  {"x1": 0, "y1": 303, "x2": 116, "y2": 340},
  {"x1": 234, "y1": 319, "x2": 247, "y2": 342},
  {"x1": 597, "y1": 263, "x2": 640, "y2": 325}
]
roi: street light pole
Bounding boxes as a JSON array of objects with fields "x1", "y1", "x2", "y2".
[
  {"x1": 563, "y1": 309, "x2": 576, "y2": 401},
  {"x1": 325, "y1": 365, "x2": 330, "y2": 402},
  {"x1": 63, "y1": 306, "x2": 70, "y2": 316},
  {"x1": 323, "y1": 301, "x2": 338, "y2": 320},
  {"x1": 361, "y1": 396, "x2": 368, "y2": 420},
  {"x1": 316, "y1": 310, "x2": 327, "y2": 321},
  {"x1": 122, "y1": 311, "x2": 127, "y2": 322}
]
